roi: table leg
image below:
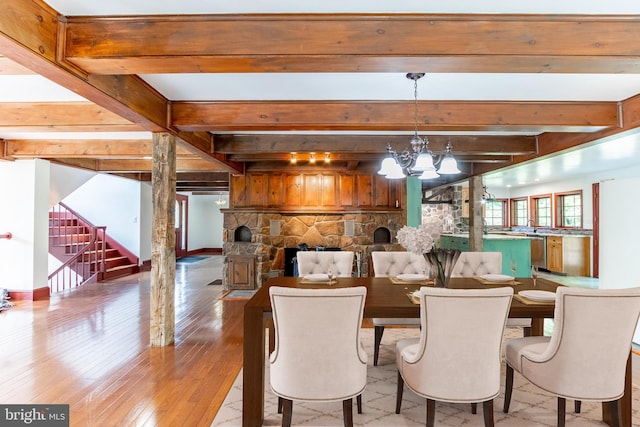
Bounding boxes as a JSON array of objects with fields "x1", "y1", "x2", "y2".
[
  {"x1": 602, "y1": 352, "x2": 631, "y2": 427},
  {"x1": 243, "y1": 306, "x2": 266, "y2": 427},
  {"x1": 530, "y1": 317, "x2": 544, "y2": 336}
]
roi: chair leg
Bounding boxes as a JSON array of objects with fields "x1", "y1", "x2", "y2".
[
  {"x1": 471, "y1": 402, "x2": 477, "y2": 414},
  {"x1": 483, "y1": 399, "x2": 495, "y2": 427},
  {"x1": 342, "y1": 398, "x2": 353, "y2": 427},
  {"x1": 373, "y1": 325, "x2": 384, "y2": 366},
  {"x1": 278, "y1": 396, "x2": 283, "y2": 414},
  {"x1": 395, "y1": 370, "x2": 404, "y2": 414},
  {"x1": 426, "y1": 398, "x2": 436, "y2": 427},
  {"x1": 281, "y1": 399, "x2": 293, "y2": 427},
  {"x1": 503, "y1": 365, "x2": 514, "y2": 413},
  {"x1": 357, "y1": 394, "x2": 362, "y2": 414},
  {"x1": 610, "y1": 399, "x2": 622, "y2": 427},
  {"x1": 574, "y1": 400, "x2": 581, "y2": 413},
  {"x1": 557, "y1": 397, "x2": 566, "y2": 427}
]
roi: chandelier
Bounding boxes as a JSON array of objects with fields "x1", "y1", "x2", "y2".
[
  {"x1": 378, "y1": 73, "x2": 460, "y2": 180},
  {"x1": 215, "y1": 193, "x2": 227, "y2": 207}
]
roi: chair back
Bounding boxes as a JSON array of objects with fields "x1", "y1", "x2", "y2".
[
  {"x1": 519, "y1": 287, "x2": 640, "y2": 400},
  {"x1": 269, "y1": 286, "x2": 368, "y2": 401},
  {"x1": 399, "y1": 287, "x2": 513, "y2": 401},
  {"x1": 371, "y1": 251, "x2": 430, "y2": 277},
  {"x1": 451, "y1": 251, "x2": 502, "y2": 277},
  {"x1": 296, "y1": 251, "x2": 354, "y2": 277}
]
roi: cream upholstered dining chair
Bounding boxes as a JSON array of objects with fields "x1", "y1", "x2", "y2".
[
  {"x1": 451, "y1": 251, "x2": 503, "y2": 277},
  {"x1": 503, "y1": 287, "x2": 640, "y2": 427},
  {"x1": 452, "y1": 251, "x2": 532, "y2": 335},
  {"x1": 296, "y1": 251, "x2": 354, "y2": 277},
  {"x1": 269, "y1": 286, "x2": 368, "y2": 427},
  {"x1": 395, "y1": 286, "x2": 514, "y2": 427},
  {"x1": 370, "y1": 251, "x2": 431, "y2": 366}
]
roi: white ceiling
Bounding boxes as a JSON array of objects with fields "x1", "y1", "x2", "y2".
[{"x1": 3, "y1": 1, "x2": 640, "y2": 190}]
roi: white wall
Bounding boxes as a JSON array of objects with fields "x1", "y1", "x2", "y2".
[
  {"x1": 63, "y1": 174, "x2": 143, "y2": 259},
  {"x1": 0, "y1": 159, "x2": 49, "y2": 291},
  {"x1": 599, "y1": 177, "x2": 640, "y2": 342},
  {"x1": 185, "y1": 193, "x2": 226, "y2": 250},
  {"x1": 139, "y1": 182, "x2": 152, "y2": 262},
  {"x1": 49, "y1": 163, "x2": 95, "y2": 208}
]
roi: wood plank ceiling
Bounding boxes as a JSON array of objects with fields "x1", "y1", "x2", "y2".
[{"x1": 2, "y1": 1, "x2": 640, "y2": 191}]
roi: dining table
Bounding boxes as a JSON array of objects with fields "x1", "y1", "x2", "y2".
[{"x1": 242, "y1": 276, "x2": 631, "y2": 427}]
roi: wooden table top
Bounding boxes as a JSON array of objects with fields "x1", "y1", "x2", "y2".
[{"x1": 245, "y1": 276, "x2": 560, "y2": 319}]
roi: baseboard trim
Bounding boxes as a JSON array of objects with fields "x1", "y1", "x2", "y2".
[
  {"x1": 189, "y1": 248, "x2": 222, "y2": 255},
  {"x1": 9, "y1": 286, "x2": 50, "y2": 301}
]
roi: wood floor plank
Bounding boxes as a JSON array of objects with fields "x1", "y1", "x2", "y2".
[{"x1": 0, "y1": 255, "x2": 242, "y2": 427}]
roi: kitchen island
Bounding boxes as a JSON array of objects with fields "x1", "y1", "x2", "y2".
[{"x1": 440, "y1": 233, "x2": 533, "y2": 277}]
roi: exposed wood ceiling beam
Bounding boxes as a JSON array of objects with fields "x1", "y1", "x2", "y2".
[
  {"x1": 50, "y1": 157, "x2": 223, "y2": 173},
  {"x1": 62, "y1": 14, "x2": 640, "y2": 74},
  {"x1": 0, "y1": 102, "x2": 145, "y2": 132},
  {"x1": 4, "y1": 139, "x2": 199, "y2": 159},
  {"x1": 213, "y1": 134, "x2": 537, "y2": 155},
  {"x1": 172, "y1": 101, "x2": 618, "y2": 132}
]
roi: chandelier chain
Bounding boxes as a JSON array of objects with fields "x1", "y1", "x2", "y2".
[{"x1": 413, "y1": 77, "x2": 419, "y2": 137}]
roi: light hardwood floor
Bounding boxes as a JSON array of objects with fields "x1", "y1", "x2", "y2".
[{"x1": 0, "y1": 255, "x2": 243, "y2": 427}]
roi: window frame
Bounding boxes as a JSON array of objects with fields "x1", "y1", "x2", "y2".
[
  {"x1": 483, "y1": 198, "x2": 508, "y2": 227},
  {"x1": 509, "y1": 197, "x2": 529, "y2": 227},
  {"x1": 529, "y1": 193, "x2": 553, "y2": 228},
  {"x1": 555, "y1": 190, "x2": 583, "y2": 229}
]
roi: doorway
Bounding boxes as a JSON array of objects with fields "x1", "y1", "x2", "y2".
[{"x1": 175, "y1": 194, "x2": 189, "y2": 258}]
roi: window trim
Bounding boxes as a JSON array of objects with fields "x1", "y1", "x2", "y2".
[
  {"x1": 529, "y1": 193, "x2": 553, "y2": 229},
  {"x1": 509, "y1": 197, "x2": 529, "y2": 227},
  {"x1": 555, "y1": 190, "x2": 583, "y2": 229},
  {"x1": 484, "y1": 198, "x2": 508, "y2": 227}
]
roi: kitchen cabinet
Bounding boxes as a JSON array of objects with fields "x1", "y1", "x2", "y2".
[
  {"x1": 227, "y1": 255, "x2": 256, "y2": 289},
  {"x1": 546, "y1": 235, "x2": 591, "y2": 276},
  {"x1": 439, "y1": 234, "x2": 531, "y2": 277}
]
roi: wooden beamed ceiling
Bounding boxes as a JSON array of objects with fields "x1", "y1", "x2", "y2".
[{"x1": 2, "y1": 1, "x2": 640, "y2": 191}]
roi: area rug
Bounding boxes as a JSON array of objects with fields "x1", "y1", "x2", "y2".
[
  {"x1": 219, "y1": 289, "x2": 258, "y2": 300},
  {"x1": 177, "y1": 255, "x2": 210, "y2": 264},
  {"x1": 212, "y1": 327, "x2": 640, "y2": 426}
]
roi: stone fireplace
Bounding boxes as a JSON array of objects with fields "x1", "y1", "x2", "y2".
[{"x1": 222, "y1": 211, "x2": 406, "y2": 288}]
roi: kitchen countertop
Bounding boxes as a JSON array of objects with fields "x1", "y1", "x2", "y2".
[{"x1": 442, "y1": 233, "x2": 534, "y2": 240}]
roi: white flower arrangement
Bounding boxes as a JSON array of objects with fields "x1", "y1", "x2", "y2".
[{"x1": 396, "y1": 218, "x2": 443, "y2": 254}]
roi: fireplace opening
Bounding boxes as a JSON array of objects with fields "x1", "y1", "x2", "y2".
[
  {"x1": 373, "y1": 227, "x2": 391, "y2": 244},
  {"x1": 234, "y1": 226, "x2": 252, "y2": 242}
]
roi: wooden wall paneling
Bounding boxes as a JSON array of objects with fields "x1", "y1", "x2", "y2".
[
  {"x1": 339, "y1": 174, "x2": 355, "y2": 208},
  {"x1": 267, "y1": 174, "x2": 282, "y2": 206},
  {"x1": 356, "y1": 175, "x2": 373, "y2": 207},
  {"x1": 247, "y1": 173, "x2": 267, "y2": 206},
  {"x1": 321, "y1": 174, "x2": 337, "y2": 207},
  {"x1": 303, "y1": 173, "x2": 321, "y2": 206},
  {"x1": 374, "y1": 175, "x2": 390, "y2": 207},
  {"x1": 230, "y1": 174, "x2": 247, "y2": 207},
  {"x1": 283, "y1": 173, "x2": 302, "y2": 206}
]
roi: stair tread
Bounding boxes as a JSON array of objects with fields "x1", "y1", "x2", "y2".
[{"x1": 106, "y1": 264, "x2": 138, "y2": 272}]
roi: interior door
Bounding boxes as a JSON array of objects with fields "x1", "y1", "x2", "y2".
[{"x1": 175, "y1": 194, "x2": 188, "y2": 258}]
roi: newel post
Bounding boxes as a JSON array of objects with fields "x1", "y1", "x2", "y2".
[{"x1": 150, "y1": 132, "x2": 177, "y2": 347}]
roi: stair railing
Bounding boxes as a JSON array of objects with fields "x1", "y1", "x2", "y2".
[{"x1": 48, "y1": 203, "x2": 107, "y2": 293}]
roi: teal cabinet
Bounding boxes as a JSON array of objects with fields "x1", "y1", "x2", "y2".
[{"x1": 439, "y1": 234, "x2": 532, "y2": 277}]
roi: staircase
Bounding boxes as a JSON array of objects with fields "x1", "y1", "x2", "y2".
[{"x1": 48, "y1": 203, "x2": 139, "y2": 293}]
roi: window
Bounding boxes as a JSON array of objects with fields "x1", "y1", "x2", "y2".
[
  {"x1": 530, "y1": 194, "x2": 552, "y2": 227},
  {"x1": 556, "y1": 191, "x2": 582, "y2": 228},
  {"x1": 510, "y1": 198, "x2": 528, "y2": 226},
  {"x1": 484, "y1": 199, "x2": 507, "y2": 227}
]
